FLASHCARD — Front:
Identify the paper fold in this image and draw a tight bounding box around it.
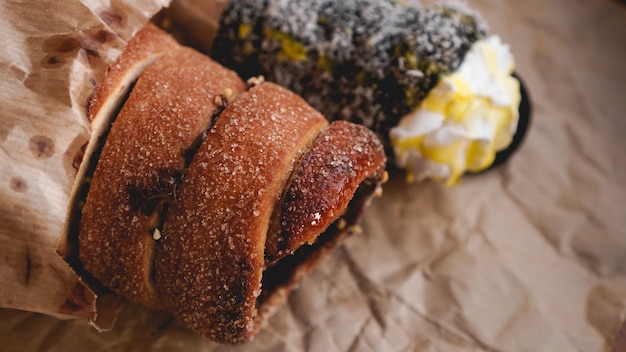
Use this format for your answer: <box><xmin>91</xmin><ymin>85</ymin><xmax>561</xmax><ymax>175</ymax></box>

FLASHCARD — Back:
<box><xmin>0</xmin><ymin>0</ymin><xmax>169</xmax><ymax>328</ymax></box>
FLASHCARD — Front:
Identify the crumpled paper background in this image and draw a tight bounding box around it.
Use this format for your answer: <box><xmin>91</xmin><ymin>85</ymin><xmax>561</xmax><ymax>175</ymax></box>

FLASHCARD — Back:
<box><xmin>1</xmin><ymin>0</ymin><xmax>625</xmax><ymax>351</ymax></box>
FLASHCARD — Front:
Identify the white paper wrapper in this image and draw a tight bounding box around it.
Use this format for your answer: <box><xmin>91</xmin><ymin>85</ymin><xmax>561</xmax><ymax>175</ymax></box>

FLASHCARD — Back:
<box><xmin>1</xmin><ymin>0</ymin><xmax>625</xmax><ymax>350</ymax></box>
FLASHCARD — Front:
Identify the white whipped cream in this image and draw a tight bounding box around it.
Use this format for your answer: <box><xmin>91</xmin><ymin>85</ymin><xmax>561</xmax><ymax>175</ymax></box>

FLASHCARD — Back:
<box><xmin>390</xmin><ymin>35</ymin><xmax>521</xmax><ymax>185</ymax></box>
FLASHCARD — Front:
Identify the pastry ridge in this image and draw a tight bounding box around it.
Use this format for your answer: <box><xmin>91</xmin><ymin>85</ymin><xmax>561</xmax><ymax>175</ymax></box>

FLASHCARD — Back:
<box><xmin>78</xmin><ymin>24</ymin><xmax>387</xmax><ymax>344</ymax></box>
<box><xmin>79</xmin><ymin>46</ymin><xmax>246</xmax><ymax>308</ymax></box>
<box><xmin>155</xmin><ymin>82</ymin><xmax>328</xmax><ymax>342</ymax></box>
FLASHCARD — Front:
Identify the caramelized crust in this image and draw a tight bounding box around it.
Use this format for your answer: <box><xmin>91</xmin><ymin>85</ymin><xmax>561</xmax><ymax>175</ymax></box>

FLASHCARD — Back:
<box><xmin>154</xmin><ymin>82</ymin><xmax>327</xmax><ymax>343</ymax></box>
<box><xmin>89</xmin><ymin>23</ymin><xmax>180</xmax><ymax>122</ymax></box>
<box><xmin>79</xmin><ymin>48</ymin><xmax>246</xmax><ymax>308</ymax></box>
<box><xmin>265</xmin><ymin>121</ymin><xmax>386</xmax><ymax>263</ymax></box>
<box><xmin>78</xmin><ymin>24</ymin><xmax>388</xmax><ymax>344</ymax></box>
<box><xmin>257</xmin><ymin>122</ymin><xmax>386</xmax><ymax>332</ymax></box>
<box><xmin>64</xmin><ymin>24</ymin><xmax>180</xmax><ymax>258</ymax></box>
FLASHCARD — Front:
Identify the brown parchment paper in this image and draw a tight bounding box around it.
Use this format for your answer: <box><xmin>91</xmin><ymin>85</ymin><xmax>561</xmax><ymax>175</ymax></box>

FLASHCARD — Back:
<box><xmin>0</xmin><ymin>0</ymin><xmax>168</xmax><ymax>328</ymax></box>
<box><xmin>1</xmin><ymin>0</ymin><xmax>626</xmax><ymax>351</ymax></box>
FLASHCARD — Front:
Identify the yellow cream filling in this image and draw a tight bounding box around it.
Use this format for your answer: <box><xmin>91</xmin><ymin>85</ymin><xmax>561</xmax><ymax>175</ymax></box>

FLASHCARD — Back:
<box><xmin>391</xmin><ymin>37</ymin><xmax>521</xmax><ymax>185</ymax></box>
<box><xmin>263</xmin><ymin>28</ymin><xmax>308</xmax><ymax>61</ymax></box>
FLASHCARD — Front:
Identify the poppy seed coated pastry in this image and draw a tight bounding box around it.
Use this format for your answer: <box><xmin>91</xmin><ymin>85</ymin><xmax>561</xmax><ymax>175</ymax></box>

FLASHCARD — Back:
<box><xmin>212</xmin><ymin>0</ymin><xmax>528</xmax><ymax>184</ymax></box>
<box><xmin>212</xmin><ymin>0</ymin><xmax>487</xmax><ymax>152</ymax></box>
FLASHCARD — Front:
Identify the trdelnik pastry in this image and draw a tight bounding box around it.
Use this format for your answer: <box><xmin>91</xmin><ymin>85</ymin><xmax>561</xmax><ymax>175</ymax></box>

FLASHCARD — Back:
<box><xmin>212</xmin><ymin>0</ymin><xmax>530</xmax><ymax>185</ymax></box>
<box><xmin>74</xmin><ymin>24</ymin><xmax>387</xmax><ymax>344</ymax></box>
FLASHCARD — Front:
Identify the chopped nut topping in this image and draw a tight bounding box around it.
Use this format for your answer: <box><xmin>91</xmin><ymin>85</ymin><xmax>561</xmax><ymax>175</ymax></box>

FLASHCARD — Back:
<box><xmin>381</xmin><ymin>171</ymin><xmax>389</xmax><ymax>184</ymax></box>
<box><xmin>153</xmin><ymin>228</ymin><xmax>162</xmax><ymax>240</ymax></box>
<box><xmin>224</xmin><ymin>88</ymin><xmax>234</xmax><ymax>100</ymax></box>
<box><xmin>348</xmin><ymin>225</ymin><xmax>363</xmax><ymax>235</ymax></box>
<box><xmin>337</xmin><ymin>218</ymin><xmax>347</xmax><ymax>230</ymax></box>
<box><xmin>246</xmin><ymin>76</ymin><xmax>265</xmax><ymax>87</ymax></box>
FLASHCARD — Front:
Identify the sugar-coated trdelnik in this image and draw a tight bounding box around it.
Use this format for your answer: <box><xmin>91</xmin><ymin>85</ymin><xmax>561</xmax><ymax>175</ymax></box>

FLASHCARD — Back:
<box><xmin>212</xmin><ymin>0</ymin><xmax>522</xmax><ymax>185</ymax></box>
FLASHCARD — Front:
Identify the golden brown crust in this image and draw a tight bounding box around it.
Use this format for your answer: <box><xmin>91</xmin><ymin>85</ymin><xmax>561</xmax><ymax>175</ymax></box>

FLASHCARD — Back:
<box><xmin>256</xmin><ymin>122</ymin><xmax>386</xmax><ymax>331</ymax></box>
<box><xmin>265</xmin><ymin>121</ymin><xmax>387</xmax><ymax>263</ymax></box>
<box><xmin>64</xmin><ymin>24</ymin><xmax>180</xmax><ymax>261</ymax></box>
<box><xmin>88</xmin><ymin>23</ymin><xmax>180</xmax><ymax>122</ymax></box>
<box><xmin>78</xmin><ymin>24</ymin><xmax>388</xmax><ymax>344</ymax></box>
<box><xmin>154</xmin><ymin>82</ymin><xmax>327</xmax><ymax>343</ymax></box>
<box><xmin>79</xmin><ymin>47</ymin><xmax>246</xmax><ymax>308</ymax></box>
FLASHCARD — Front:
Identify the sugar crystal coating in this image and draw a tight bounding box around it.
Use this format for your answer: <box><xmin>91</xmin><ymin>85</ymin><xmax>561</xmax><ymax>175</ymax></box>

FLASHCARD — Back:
<box><xmin>265</xmin><ymin>120</ymin><xmax>386</xmax><ymax>263</ymax></box>
<box><xmin>154</xmin><ymin>82</ymin><xmax>327</xmax><ymax>343</ymax></box>
<box><xmin>81</xmin><ymin>25</ymin><xmax>388</xmax><ymax>344</ymax></box>
<box><xmin>79</xmin><ymin>47</ymin><xmax>246</xmax><ymax>308</ymax></box>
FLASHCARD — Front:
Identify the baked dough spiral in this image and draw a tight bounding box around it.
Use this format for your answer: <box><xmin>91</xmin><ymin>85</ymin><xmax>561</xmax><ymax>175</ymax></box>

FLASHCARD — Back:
<box><xmin>78</xmin><ymin>24</ymin><xmax>386</xmax><ymax>343</ymax></box>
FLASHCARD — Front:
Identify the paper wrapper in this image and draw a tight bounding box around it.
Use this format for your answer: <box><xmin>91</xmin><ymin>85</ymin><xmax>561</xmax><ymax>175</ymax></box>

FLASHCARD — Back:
<box><xmin>0</xmin><ymin>0</ymin><xmax>169</xmax><ymax>329</ymax></box>
<box><xmin>1</xmin><ymin>0</ymin><xmax>625</xmax><ymax>350</ymax></box>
